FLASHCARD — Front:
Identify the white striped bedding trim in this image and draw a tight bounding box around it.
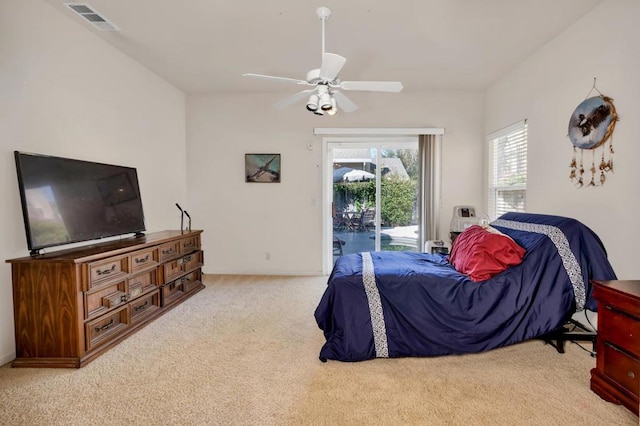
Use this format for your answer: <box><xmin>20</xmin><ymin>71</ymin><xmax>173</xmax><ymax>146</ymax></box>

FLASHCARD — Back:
<box><xmin>361</xmin><ymin>252</ymin><xmax>389</xmax><ymax>358</ymax></box>
<box><xmin>491</xmin><ymin>219</ymin><xmax>586</xmax><ymax>311</ymax></box>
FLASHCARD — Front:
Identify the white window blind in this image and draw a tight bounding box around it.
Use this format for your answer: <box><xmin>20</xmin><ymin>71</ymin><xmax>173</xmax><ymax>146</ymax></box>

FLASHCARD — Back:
<box><xmin>488</xmin><ymin>120</ymin><xmax>527</xmax><ymax>219</ymax></box>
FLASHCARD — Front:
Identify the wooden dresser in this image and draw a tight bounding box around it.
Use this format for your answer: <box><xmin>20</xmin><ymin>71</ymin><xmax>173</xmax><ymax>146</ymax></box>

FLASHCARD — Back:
<box><xmin>7</xmin><ymin>230</ymin><xmax>204</xmax><ymax>368</ymax></box>
<box><xmin>590</xmin><ymin>280</ymin><xmax>639</xmax><ymax>417</ymax></box>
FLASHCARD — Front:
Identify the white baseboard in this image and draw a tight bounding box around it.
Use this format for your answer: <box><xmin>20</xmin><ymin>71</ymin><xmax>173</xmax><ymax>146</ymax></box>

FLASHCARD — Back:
<box><xmin>0</xmin><ymin>351</ymin><xmax>15</xmax><ymax>367</ymax></box>
<box><xmin>202</xmin><ymin>270</ymin><xmax>326</xmax><ymax>277</ymax></box>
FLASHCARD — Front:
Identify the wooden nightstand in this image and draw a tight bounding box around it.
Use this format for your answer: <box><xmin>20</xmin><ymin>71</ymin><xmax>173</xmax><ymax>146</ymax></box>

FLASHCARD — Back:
<box><xmin>590</xmin><ymin>280</ymin><xmax>639</xmax><ymax>417</ymax></box>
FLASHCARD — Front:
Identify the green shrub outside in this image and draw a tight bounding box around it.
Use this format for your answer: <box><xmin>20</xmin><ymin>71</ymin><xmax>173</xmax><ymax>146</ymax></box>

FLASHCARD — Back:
<box><xmin>333</xmin><ymin>174</ymin><xmax>416</xmax><ymax>227</ymax></box>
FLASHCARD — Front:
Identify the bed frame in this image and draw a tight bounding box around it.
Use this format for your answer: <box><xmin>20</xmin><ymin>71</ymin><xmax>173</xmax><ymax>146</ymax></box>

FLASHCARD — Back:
<box><xmin>539</xmin><ymin>318</ymin><xmax>597</xmax><ymax>355</ymax></box>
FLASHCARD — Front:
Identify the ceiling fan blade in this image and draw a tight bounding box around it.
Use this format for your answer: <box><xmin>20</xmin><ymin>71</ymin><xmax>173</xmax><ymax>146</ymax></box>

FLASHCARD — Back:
<box><xmin>332</xmin><ymin>91</ymin><xmax>358</xmax><ymax>113</ymax></box>
<box><xmin>274</xmin><ymin>90</ymin><xmax>315</xmax><ymax>108</ymax></box>
<box><xmin>319</xmin><ymin>53</ymin><xmax>347</xmax><ymax>81</ymax></box>
<box><xmin>243</xmin><ymin>73</ymin><xmax>309</xmax><ymax>85</ymax></box>
<box><xmin>338</xmin><ymin>81</ymin><xmax>404</xmax><ymax>92</ymax></box>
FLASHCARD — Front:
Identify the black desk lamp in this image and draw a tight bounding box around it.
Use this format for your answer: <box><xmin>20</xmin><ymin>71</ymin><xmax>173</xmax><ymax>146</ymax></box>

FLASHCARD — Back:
<box><xmin>184</xmin><ymin>210</ymin><xmax>191</xmax><ymax>232</ymax></box>
<box><xmin>176</xmin><ymin>203</ymin><xmax>184</xmax><ymax>233</ymax></box>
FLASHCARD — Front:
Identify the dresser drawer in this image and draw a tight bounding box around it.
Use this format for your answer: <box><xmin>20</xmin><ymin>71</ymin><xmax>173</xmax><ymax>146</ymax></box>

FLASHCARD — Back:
<box><xmin>603</xmin><ymin>343</ymin><xmax>640</xmax><ymax>397</ymax></box>
<box><xmin>161</xmin><ymin>280</ymin><xmax>185</xmax><ymax>307</ymax></box>
<box><xmin>181</xmin><ymin>251</ymin><xmax>204</xmax><ymax>274</ymax></box>
<box><xmin>161</xmin><ymin>251</ymin><xmax>201</xmax><ymax>283</ymax></box>
<box><xmin>84</xmin><ymin>280</ymin><xmax>128</xmax><ymax>320</ymax></box>
<box><xmin>85</xmin><ymin>306</ymin><xmax>129</xmax><ymax>351</ymax></box>
<box><xmin>127</xmin><ymin>270</ymin><xmax>158</xmax><ymax>299</ymax></box>
<box><xmin>181</xmin><ymin>269</ymin><xmax>202</xmax><ymax>293</ymax></box>
<box><xmin>599</xmin><ymin>306</ymin><xmax>640</xmax><ymax>357</ymax></box>
<box><xmin>163</xmin><ymin>257</ymin><xmax>184</xmax><ymax>283</ymax></box>
<box><xmin>84</xmin><ymin>255</ymin><xmax>129</xmax><ymax>290</ymax></box>
<box><xmin>130</xmin><ymin>247</ymin><xmax>159</xmax><ymax>273</ymax></box>
<box><xmin>158</xmin><ymin>241</ymin><xmax>181</xmax><ymax>262</ymax></box>
<box><xmin>130</xmin><ymin>290</ymin><xmax>160</xmax><ymax>322</ymax></box>
<box><xmin>180</xmin><ymin>235</ymin><xmax>200</xmax><ymax>254</ymax></box>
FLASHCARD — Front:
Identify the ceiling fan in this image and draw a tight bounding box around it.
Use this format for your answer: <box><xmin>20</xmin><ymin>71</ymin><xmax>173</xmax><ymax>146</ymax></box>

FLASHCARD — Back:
<box><xmin>243</xmin><ymin>6</ymin><xmax>403</xmax><ymax>116</ymax></box>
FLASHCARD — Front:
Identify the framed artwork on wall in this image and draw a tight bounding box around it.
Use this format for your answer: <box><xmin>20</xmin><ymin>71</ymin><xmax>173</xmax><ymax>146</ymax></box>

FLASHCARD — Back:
<box><xmin>245</xmin><ymin>154</ymin><xmax>281</xmax><ymax>183</ymax></box>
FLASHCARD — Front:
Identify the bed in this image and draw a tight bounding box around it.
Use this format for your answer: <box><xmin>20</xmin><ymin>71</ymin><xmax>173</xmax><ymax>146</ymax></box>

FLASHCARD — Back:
<box><xmin>314</xmin><ymin>213</ymin><xmax>616</xmax><ymax>362</ymax></box>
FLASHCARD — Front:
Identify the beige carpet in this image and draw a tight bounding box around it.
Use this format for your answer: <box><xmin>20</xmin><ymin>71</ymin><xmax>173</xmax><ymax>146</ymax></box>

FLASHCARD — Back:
<box><xmin>0</xmin><ymin>274</ymin><xmax>636</xmax><ymax>425</ymax></box>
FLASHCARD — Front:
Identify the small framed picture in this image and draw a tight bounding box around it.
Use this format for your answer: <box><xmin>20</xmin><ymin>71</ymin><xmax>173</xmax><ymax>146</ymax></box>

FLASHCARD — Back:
<box><xmin>245</xmin><ymin>154</ymin><xmax>281</xmax><ymax>183</ymax></box>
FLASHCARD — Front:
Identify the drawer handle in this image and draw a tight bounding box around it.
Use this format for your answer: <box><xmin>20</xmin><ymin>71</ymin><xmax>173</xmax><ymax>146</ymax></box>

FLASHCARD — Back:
<box><xmin>95</xmin><ymin>319</ymin><xmax>114</xmax><ymax>332</ymax></box>
<box><xmin>183</xmin><ymin>255</ymin><xmax>192</xmax><ymax>263</ymax></box>
<box><xmin>135</xmin><ymin>255</ymin><xmax>149</xmax><ymax>264</ymax></box>
<box><xmin>184</xmin><ymin>242</ymin><xmax>193</xmax><ymax>248</ymax></box>
<box><xmin>134</xmin><ymin>301</ymin><xmax>148</xmax><ymax>312</ymax></box>
<box><xmin>96</xmin><ymin>265</ymin><xmax>116</xmax><ymax>276</ymax></box>
<box><xmin>629</xmin><ymin>371</ymin><xmax>636</xmax><ymax>379</ymax></box>
<box><xmin>180</xmin><ymin>276</ymin><xmax>191</xmax><ymax>285</ymax></box>
<box><xmin>162</xmin><ymin>248</ymin><xmax>174</xmax><ymax>255</ymax></box>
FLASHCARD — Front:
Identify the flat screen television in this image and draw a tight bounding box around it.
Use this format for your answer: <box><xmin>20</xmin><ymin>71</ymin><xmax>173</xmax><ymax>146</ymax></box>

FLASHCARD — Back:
<box><xmin>14</xmin><ymin>151</ymin><xmax>146</xmax><ymax>255</ymax></box>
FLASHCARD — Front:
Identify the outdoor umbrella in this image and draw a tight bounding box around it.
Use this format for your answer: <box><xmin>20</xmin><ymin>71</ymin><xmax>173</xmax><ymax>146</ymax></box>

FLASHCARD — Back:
<box><xmin>333</xmin><ymin>167</ymin><xmax>355</xmax><ymax>182</ymax></box>
<box><xmin>333</xmin><ymin>167</ymin><xmax>375</xmax><ymax>182</ymax></box>
<box><xmin>342</xmin><ymin>169</ymin><xmax>375</xmax><ymax>182</ymax></box>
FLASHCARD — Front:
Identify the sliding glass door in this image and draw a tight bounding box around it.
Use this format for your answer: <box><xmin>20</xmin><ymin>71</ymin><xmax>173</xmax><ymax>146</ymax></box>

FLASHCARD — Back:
<box><xmin>328</xmin><ymin>138</ymin><xmax>419</xmax><ymax>265</ymax></box>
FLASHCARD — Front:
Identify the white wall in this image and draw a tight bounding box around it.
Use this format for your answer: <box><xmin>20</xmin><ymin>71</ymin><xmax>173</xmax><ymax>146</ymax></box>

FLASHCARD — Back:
<box><xmin>0</xmin><ymin>0</ymin><xmax>187</xmax><ymax>364</ymax></box>
<box><xmin>485</xmin><ymin>0</ymin><xmax>640</xmax><ymax>279</ymax></box>
<box><xmin>8</xmin><ymin>0</ymin><xmax>626</xmax><ymax>367</ymax></box>
<box><xmin>187</xmin><ymin>90</ymin><xmax>485</xmax><ymax>275</ymax></box>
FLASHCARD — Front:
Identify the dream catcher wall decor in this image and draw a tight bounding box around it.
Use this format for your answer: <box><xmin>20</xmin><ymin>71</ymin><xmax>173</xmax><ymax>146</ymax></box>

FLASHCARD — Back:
<box><xmin>568</xmin><ymin>78</ymin><xmax>619</xmax><ymax>188</ymax></box>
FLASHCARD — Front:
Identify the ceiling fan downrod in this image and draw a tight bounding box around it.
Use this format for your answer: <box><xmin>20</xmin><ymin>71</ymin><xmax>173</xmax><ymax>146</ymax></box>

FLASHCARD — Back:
<box><xmin>317</xmin><ymin>7</ymin><xmax>331</xmax><ymax>60</ymax></box>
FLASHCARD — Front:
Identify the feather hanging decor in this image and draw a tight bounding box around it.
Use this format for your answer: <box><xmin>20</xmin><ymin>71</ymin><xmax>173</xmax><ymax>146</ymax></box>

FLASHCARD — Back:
<box><xmin>567</xmin><ymin>79</ymin><xmax>618</xmax><ymax>188</ymax></box>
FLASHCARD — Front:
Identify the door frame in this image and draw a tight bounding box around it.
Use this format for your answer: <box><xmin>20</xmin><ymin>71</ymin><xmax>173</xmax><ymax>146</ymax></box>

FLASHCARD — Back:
<box><xmin>322</xmin><ymin>136</ymin><xmax>419</xmax><ymax>274</ymax></box>
<box><xmin>317</xmin><ymin>128</ymin><xmax>444</xmax><ymax>275</ymax></box>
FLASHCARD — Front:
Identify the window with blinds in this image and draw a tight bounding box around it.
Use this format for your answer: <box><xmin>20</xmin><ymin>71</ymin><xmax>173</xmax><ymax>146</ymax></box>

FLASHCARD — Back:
<box><xmin>487</xmin><ymin>120</ymin><xmax>527</xmax><ymax>219</ymax></box>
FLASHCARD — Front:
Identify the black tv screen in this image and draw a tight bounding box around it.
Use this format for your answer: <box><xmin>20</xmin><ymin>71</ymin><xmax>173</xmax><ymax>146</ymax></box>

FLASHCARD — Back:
<box><xmin>14</xmin><ymin>151</ymin><xmax>146</xmax><ymax>254</ymax></box>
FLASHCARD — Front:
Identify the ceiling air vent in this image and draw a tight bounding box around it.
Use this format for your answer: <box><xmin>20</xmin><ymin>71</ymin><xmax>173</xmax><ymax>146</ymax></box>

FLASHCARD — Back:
<box><xmin>64</xmin><ymin>3</ymin><xmax>120</xmax><ymax>31</ymax></box>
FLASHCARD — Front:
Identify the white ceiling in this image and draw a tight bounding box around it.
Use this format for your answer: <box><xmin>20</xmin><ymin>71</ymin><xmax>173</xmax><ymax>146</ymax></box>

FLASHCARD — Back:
<box><xmin>42</xmin><ymin>0</ymin><xmax>602</xmax><ymax>94</ymax></box>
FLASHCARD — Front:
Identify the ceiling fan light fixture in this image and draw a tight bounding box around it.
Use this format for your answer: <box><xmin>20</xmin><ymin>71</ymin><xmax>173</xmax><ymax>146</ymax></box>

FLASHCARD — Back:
<box><xmin>327</xmin><ymin>97</ymin><xmax>337</xmax><ymax>115</ymax></box>
<box><xmin>319</xmin><ymin>92</ymin><xmax>332</xmax><ymax>111</ymax></box>
<box><xmin>306</xmin><ymin>94</ymin><xmax>319</xmax><ymax>111</ymax></box>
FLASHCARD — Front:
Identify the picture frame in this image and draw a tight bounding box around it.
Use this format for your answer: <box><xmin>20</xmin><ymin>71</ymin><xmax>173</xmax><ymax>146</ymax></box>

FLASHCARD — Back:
<box><xmin>245</xmin><ymin>154</ymin><xmax>281</xmax><ymax>183</ymax></box>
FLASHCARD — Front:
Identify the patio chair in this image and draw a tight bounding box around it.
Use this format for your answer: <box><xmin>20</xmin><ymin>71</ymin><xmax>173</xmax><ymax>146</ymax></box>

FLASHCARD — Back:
<box><xmin>357</xmin><ymin>208</ymin><xmax>376</xmax><ymax>231</ymax></box>
<box><xmin>333</xmin><ymin>211</ymin><xmax>350</xmax><ymax>231</ymax></box>
<box><xmin>333</xmin><ymin>236</ymin><xmax>345</xmax><ymax>256</ymax></box>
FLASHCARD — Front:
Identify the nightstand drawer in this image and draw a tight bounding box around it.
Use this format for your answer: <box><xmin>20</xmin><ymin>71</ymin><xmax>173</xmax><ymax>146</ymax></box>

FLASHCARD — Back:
<box><xmin>599</xmin><ymin>306</ymin><xmax>640</xmax><ymax>357</ymax></box>
<box><xmin>603</xmin><ymin>343</ymin><xmax>640</xmax><ymax>397</ymax></box>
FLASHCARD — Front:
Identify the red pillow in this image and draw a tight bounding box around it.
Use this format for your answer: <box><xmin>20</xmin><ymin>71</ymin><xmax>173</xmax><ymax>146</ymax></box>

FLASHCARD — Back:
<box><xmin>449</xmin><ymin>225</ymin><xmax>526</xmax><ymax>282</ymax></box>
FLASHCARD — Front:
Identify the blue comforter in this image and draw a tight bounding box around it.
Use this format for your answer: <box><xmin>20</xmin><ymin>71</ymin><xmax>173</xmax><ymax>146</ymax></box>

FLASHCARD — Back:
<box><xmin>314</xmin><ymin>213</ymin><xmax>616</xmax><ymax>362</ymax></box>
